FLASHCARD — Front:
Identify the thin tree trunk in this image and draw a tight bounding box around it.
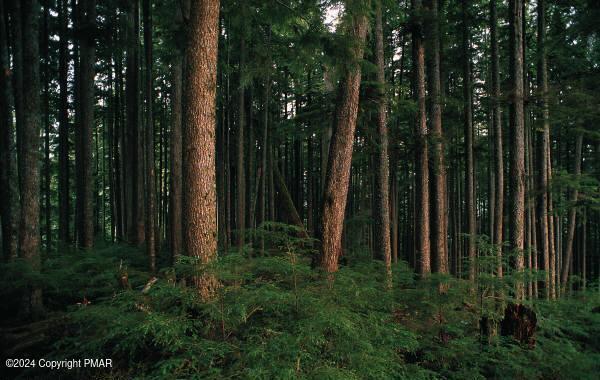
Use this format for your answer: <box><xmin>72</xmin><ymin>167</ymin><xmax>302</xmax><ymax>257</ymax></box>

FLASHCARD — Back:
<box><xmin>42</xmin><ymin>0</ymin><xmax>51</xmax><ymax>253</ymax></box>
<box><xmin>561</xmin><ymin>134</ymin><xmax>583</xmax><ymax>289</ymax></box>
<box><xmin>58</xmin><ymin>0</ymin><xmax>70</xmax><ymax>244</ymax></box>
<box><xmin>0</xmin><ymin>0</ymin><xmax>19</xmax><ymax>261</ymax></box>
<box><xmin>373</xmin><ymin>0</ymin><xmax>392</xmax><ymax>282</ymax></box>
<box><xmin>236</xmin><ymin>30</ymin><xmax>246</xmax><ymax>250</ymax></box>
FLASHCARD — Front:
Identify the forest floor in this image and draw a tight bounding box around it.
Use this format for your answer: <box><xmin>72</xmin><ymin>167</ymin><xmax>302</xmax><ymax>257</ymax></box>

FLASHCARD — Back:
<box><xmin>1</xmin><ymin>239</ymin><xmax>599</xmax><ymax>379</ymax></box>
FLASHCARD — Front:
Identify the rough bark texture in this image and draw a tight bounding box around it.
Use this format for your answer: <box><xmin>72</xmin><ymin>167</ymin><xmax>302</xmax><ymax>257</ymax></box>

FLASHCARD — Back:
<box><xmin>509</xmin><ymin>0</ymin><xmax>526</xmax><ymax>300</ymax></box>
<box><xmin>561</xmin><ymin>134</ymin><xmax>583</xmax><ymax>289</ymax></box>
<box><xmin>169</xmin><ymin>15</ymin><xmax>183</xmax><ymax>261</ymax></box>
<box><xmin>0</xmin><ymin>0</ymin><xmax>19</xmax><ymax>261</ymax></box>
<box><xmin>462</xmin><ymin>0</ymin><xmax>476</xmax><ymax>282</ymax></box>
<box><xmin>426</xmin><ymin>0</ymin><xmax>448</xmax><ymax>274</ymax></box>
<box><xmin>373</xmin><ymin>0</ymin><xmax>392</xmax><ymax>280</ymax></box>
<box><xmin>490</xmin><ymin>0</ymin><xmax>503</xmax><ymax>278</ymax></box>
<box><xmin>182</xmin><ymin>0</ymin><xmax>220</xmax><ymax>298</ymax></box>
<box><xmin>58</xmin><ymin>0</ymin><xmax>70</xmax><ymax>244</ymax></box>
<box><xmin>319</xmin><ymin>5</ymin><xmax>369</xmax><ymax>273</ymax></box>
<box><xmin>75</xmin><ymin>0</ymin><xmax>96</xmax><ymax>249</ymax></box>
<box><xmin>237</xmin><ymin>34</ymin><xmax>246</xmax><ymax>250</ymax></box>
<box><xmin>412</xmin><ymin>0</ymin><xmax>431</xmax><ymax>276</ymax></box>
<box><xmin>19</xmin><ymin>0</ymin><xmax>43</xmax><ymax>316</ymax></box>
<box><xmin>143</xmin><ymin>0</ymin><xmax>156</xmax><ymax>271</ymax></box>
<box><xmin>536</xmin><ymin>0</ymin><xmax>550</xmax><ymax>298</ymax></box>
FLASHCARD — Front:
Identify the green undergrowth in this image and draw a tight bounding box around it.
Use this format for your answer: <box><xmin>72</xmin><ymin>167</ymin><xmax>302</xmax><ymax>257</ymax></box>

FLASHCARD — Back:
<box><xmin>1</xmin><ymin>235</ymin><xmax>599</xmax><ymax>379</ymax></box>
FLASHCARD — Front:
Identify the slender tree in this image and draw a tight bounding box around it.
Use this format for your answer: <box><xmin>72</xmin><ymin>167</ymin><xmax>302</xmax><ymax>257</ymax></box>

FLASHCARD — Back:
<box><xmin>58</xmin><ymin>0</ymin><xmax>70</xmax><ymax>243</ymax></box>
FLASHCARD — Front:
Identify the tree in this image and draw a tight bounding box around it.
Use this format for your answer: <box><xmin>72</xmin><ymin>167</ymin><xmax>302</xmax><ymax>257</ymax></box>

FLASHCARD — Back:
<box><xmin>58</xmin><ymin>0</ymin><xmax>71</xmax><ymax>244</ymax></box>
<box><xmin>19</xmin><ymin>0</ymin><xmax>43</xmax><ymax>316</ymax></box>
<box><xmin>143</xmin><ymin>0</ymin><xmax>156</xmax><ymax>271</ymax></box>
<box><xmin>426</xmin><ymin>0</ymin><xmax>447</xmax><ymax>274</ymax></box>
<box><xmin>373</xmin><ymin>0</ymin><xmax>392</xmax><ymax>281</ymax></box>
<box><xmin>0</xmin><ymin>0</ymin><xmax>19</xmax><ymax>261</ymax></box>
<box><xmin>182</xmin><ymin>0</ymin><xmax>220</xmax><ymax>298</ymax></box>
<box><xmin>75</xmin><ymin>0</ymin><xmax>96</xmax><ymax>249</ymax></box>
<box><xmin>461</xmin><ymin>0</ymin><xmax>476</xmax><ymax>281</ymax></box>
<box><xmin>236</xmin><ymin>16</ymin><xmax>247</xmax><ymax>251</ymax></box>
<box><xmin>508</xmin><ymin>0</ymin><xmax>526</xmax><ymax>300</ymax></box>
<box><xmin>318</xmin><ymin>0</ymin><xmax>370</xmax><ymax>273</ymax></box>
<box><xmin>412</xmin><ymin>0</ymin><xmax>430</xmax><ymax>276</ymax></box>
<box><xmin>490</xmin><ymin>0</ymin><xmax>503</xmax><ymax>278</ymax></box>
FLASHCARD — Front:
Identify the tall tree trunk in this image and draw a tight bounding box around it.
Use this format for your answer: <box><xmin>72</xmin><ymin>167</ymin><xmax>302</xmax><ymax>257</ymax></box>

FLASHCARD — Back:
<box><xmin>19</xmin><ymin>0</ymin><xmax>43</xmax><ymax>317</ymax></box>
<box><xmin>509</xmin><ymin>0</ymin><xmax>526</xmax><ymax>300</ymax></box>
<box><xmin>462</xmin><ymin>0</ymin><xmax>476</xmax><ymax>282</ymax></box>
<box><xmin>75</xmin><ymin>0</ymin><xmax>96</xmax><ymax>249</ymax></box>
<box><xmin>169</xmin><ymin>4</ymin><xmax>184</xmax><ymax>261</ymax></box>
<box><xmin>561</xmin><ymin>134</ymin><xmax>583</xmax><ymax>289</ymax></box>
<box><xmin>42</xmin><ymin>0</ymin><xmax>51</xmax><ymax>253</ymax></box>
<box><xmin>9</xmin><ymin>1</ymin><xmax>24</xmax><ymax>178</ymax></box>
<box><xmin>236</xmin><ymin>29</ymin><xmax>246</xmax><ymax>250</ymax></box>
<box><xmin>426</xmin><ymin>0</ymin><xmax>448</xmax><ymax>274</ymax></box>
<box><xmin>373</xmin><ymin>0</ymin><xmax>392</xmax><ymax>281</ymax></box>
<box><xmin>58</xmin><ymin>0</ymin><xmax>70</xmax><ymax>244</ymax></box>
<box><xmin>490</xmin><ymin>0</ymin><xmax>503</xmax><ymax>277</ymax></box>
<box><xmin>318</xmin><ymin>2</ymin><xmax>369</xmax><ymax>273</ymax></box>
<box><xmin>182</xmin><ymin>0</ymin><xmax>220</xmax><ymax>299</ymax></box>
<box><xmin>0</xmin><ymin>0</ymin><xmax>19</xmax><ymax>261</ymax></box>
<box><xmin>412</xmin><ymin>0</ymin><xmax>430</xmax><ymax>276</ymax></box>
<box><xmin>536</xmin><ymin>0</ymin><xmax>551</xmax><ymax>299</ymax></box>
<box><xmin>143</xmin><ymin>0</ymin><xmax>156</xmax><ymax>271</ymax></box>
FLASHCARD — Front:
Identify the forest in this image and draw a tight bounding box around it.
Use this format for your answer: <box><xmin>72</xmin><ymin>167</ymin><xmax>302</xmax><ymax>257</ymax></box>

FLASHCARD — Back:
<box><xmin>0</xmin><ymin>0</ymin><xmax>599</xmax><ymax>378</ymax></box>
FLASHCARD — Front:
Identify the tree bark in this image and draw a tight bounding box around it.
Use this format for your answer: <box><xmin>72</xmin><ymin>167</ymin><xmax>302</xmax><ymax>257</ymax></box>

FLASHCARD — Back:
<box><xmin>19</xmin><ymin>0</ymin><xmax>43</xmax><ymax>317</ymax></box>
<box><xmin>182</xmin><ymin>0</ymin><xmax>220</xmax><ymax>299</ymax></box>
<box><xmin>143</xmin><ymin>0</ymin><xmax>156</xmax><ymax>271</ymax></box>
<box><xmin>58</xmin><ymin>0</ymin><xmax>71</xmax><ymax>244</ymax></box>
<box><xmin>236</xmin><ymin>29</ymin><xmax>246</xmax><ymax>250</ymax></box>
<box><xmin>490</xmin><ymin>0</ymin><xmax>503</xmax><ymax>278</ymax></box>
<box><xmin>509</xmin><ymin>0</ymin><xmax>526</xmax><ymax>300</ymax></box>
<box><xmin>412</xmin><ymin>0</ymin><xmax>431</xmax><ymax>276</ymax></box>
<box><xmin>0</xmin><ymin>0</ymin><xmax>19</xmax><ymax>261</ymax></box>
<box><xmin>75</xmin><ymin>0</ymin><xmax>96</xmax><ymax>249</ymax></box>
<box><xmin>318</xmin><ymin>2</ymin><xmax>369</xmax><ymax>273</ymax></box>
<box><xmin>426</xmin><ymin>0</ymin><xmax>448</xmax><ymax>274</ymax></box>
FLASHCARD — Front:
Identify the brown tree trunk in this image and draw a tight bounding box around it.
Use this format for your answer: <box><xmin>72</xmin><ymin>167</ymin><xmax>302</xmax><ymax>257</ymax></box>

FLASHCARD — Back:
<box><xmin>426</xmin><ymin>0</ymin><xmax>448</xmax><ymax>274</ymax></box>
<box><xmin>42</xmin><ymin>0</ymin><xmax>51</xmax><ymax>253</ymax></box>
<box><xmin>509</xmin><ymin>0</ymin><xmax>526</xmax><ymax>300</ymax></box>
<box><xmin>561</xmin><ymin>134</ymin><xmax>583</xmax><ymax>289</ymax></box>
<box><xmin>318</xmin><ymin>3</ymin><xmax>369</xmax><ymax>273</ymax></box>
<box><xmin>0</xmin><ymin>0</ymin><xmax>19</xmax><ymax>261</ymax></box>
<box><xmin>143</xmin><ymin>0</ymin><xmax>156</xmax><ymax>271</ymax></box>
<box><xmin>75</xmin><ymin>0</ymin><xmax>96</xmax><ymax>249</ymax></box>
<box><xmin>536</xmin><ymin>0</ymin><xmax>551</xmax><ymax>299</ymax></box>
<box><xmin>462</xmin><ymin>0</ymin><xmax>476</xmax><ymax>282</ymax></box>
<box><xmin>236</xmin><ymin>31</ymin><xmax>246</xmax><ymax>250</ymax></box>
<box><xmin>490</xmin><ymin>0</ymin><xmax>503</xmax><ymax>278</ymax></box>
<box><xmin>58</xmin><ymin>0</ymin><xmax>70</xmax><ymax>244</ymax></box>
<box><xmin>412</xmin><ymin>0</ymin><xmax>431</xmax><ymax>276</ymax></box>
<box><xmin>19</xmin><ymin>0</ymin><xmax>43</xmax><ymax>317</ymax></box>
<box><xmin>182</xmin><ymin>0</ymin><xmax>220</xmax><ymax>299</ymax></box>
<box><xmin>373</xmin><ymin>0</ymin><xmax>392</xmax><ymax>281</ymax></box>
<box><xmin>169</xmin><ymin>5</ymin><xmax>184</xmax><ymax>261</ymax></box>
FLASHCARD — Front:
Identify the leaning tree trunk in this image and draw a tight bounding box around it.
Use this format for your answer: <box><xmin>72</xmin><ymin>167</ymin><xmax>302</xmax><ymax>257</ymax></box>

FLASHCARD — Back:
<box><xmin>373</xmin><ymin>0</ymin><xmax>392</xmax><ymax>281</ymax></box>
<box><xmin>561</xmin><ymin>134</ymin><xmax>583</xmax><ymax>290</ymax></box>
<box><xmin>509</xmin><ymin>0</ymin><xmax>526</xmax><ymax>300</ymax></box>
<box><xmin>318</xmin><ymin>1</ymin><xmax>369</xmax><ymax>273</ymax></box>
<box><xmin>182</xmin><ymin>0</ymin><xmax>221</xmax><ymax>299</ymax></box>
<box><xmin>412</xmin><ymin>0</ymin><xmax>431</xmax><ymax>276</ymax></box>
